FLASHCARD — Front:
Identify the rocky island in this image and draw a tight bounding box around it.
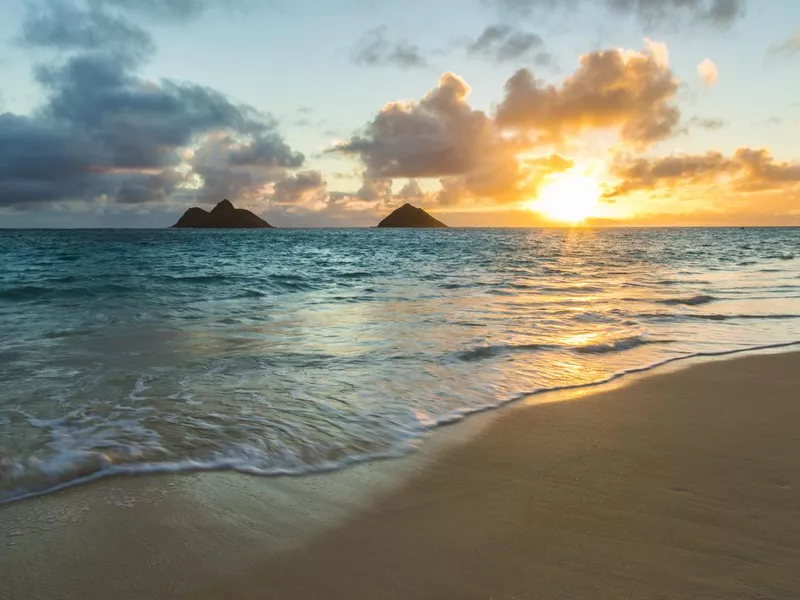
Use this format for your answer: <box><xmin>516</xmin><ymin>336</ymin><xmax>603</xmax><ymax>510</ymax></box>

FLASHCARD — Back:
<box><xmin>172</xmin><ymin>199</ymin><xmax>274</xmax><ymax>228</ymax></box>
<box><xmin>377</xmin><ymin>203</ymin><xmax>448</xmax><ymax>228</ymax></box>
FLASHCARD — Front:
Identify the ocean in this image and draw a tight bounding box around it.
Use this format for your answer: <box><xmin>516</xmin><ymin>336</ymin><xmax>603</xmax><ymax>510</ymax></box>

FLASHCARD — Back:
<box><xmin>1</xmin><ymin>227</ymin><xmax>798</xmax><ymax>503</ymax></box>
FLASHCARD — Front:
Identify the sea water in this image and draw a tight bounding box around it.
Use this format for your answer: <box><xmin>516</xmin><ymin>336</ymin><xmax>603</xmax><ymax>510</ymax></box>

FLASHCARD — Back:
<box><xmin>1</xmin><ymin>227</ymin><xmax>798</xmax><ymax>502</ymax></box>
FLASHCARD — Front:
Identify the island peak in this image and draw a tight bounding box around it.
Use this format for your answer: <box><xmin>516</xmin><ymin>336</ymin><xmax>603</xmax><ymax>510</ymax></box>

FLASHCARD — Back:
<box><xmin>172</xmin><ymin>199</ymin><xmax>274</xmax><ymax>229</ymax></box>
<box><xmin>377</xmin><ymin>203</ymin><xmax>448</xmax><ymax>228</ymax></box>
<box><xmin>210</xmin><ymin>199</ymin><xmax>235</xmax><ymax>214</ymax></box>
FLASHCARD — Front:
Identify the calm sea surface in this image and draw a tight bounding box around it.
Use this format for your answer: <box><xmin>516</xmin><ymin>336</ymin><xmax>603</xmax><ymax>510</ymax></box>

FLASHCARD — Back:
<box><xmin>1</xmin><ymin>228</ymin><xmax>798</xmax><ymax>502</ymax></box>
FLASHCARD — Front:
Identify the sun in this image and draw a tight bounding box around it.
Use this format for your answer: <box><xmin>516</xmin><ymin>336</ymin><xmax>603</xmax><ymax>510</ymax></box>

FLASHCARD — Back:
<box><xmin>527</xmin><ymin>172</ymin><xmax>601</xmax><ymax>224</ymax></box>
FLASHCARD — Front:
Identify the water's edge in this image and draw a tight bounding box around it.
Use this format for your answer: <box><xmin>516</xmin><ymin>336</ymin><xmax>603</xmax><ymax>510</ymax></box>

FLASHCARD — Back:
<box><xmin>3</xmin><ymin>340</ymin><xmax>798</xmax><ymax>507</ymax></box>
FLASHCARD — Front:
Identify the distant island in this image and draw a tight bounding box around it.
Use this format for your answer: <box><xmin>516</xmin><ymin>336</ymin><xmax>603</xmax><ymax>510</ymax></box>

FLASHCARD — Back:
<box><xmin>377</xmin><ymin>203</ymin><xmax>448</xmax><ymax>228</ymax></box>
<box><xmin>172</xmin><ymin>200</ymin><xmax>274</xmax><ymax>228</ymax></box>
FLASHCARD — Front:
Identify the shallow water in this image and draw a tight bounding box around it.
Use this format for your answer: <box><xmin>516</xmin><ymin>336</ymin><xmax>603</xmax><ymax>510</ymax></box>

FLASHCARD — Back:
<box><xmin>1</xmin><ymin>227</ymin><xmax>798</xmax><ymax>502</ymax></box>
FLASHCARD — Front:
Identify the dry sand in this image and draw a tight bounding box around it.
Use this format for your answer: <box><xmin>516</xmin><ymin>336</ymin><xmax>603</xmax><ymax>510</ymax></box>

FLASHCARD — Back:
<box><xmin>2</xmin><ymin>351</ymin><xmax>799</xmax><ymax>599</ymax></box>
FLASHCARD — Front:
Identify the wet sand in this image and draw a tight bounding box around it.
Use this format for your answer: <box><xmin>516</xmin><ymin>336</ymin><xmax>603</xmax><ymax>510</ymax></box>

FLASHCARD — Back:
<box><xmin>2</xmin><ymin>351</ymin><xmax>800</xmax><ymax>599</ymax></box>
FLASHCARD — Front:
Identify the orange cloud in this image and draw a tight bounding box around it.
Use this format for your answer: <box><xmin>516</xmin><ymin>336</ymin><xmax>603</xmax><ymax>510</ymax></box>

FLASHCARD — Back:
<box><xmin>607</xmin><ymin>147</ymin><xmax>800</xmax><ymax>197</ymax></box>
<box><xmin>332</xmin><ymin>42</ymin><xmax>684</xmax><ymax>211</ymax></box>
<box><xmin>496</xmin><ymin>43</ymin><xmax>680</xmax><ymax>148</ymax></box>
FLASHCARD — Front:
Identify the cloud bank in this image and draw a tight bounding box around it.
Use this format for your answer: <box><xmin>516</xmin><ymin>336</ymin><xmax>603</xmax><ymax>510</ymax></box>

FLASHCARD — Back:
<box><xmin>2</xmin><ymin>0</ymin><xmax>304</xmax><ymax>216</ymax></box>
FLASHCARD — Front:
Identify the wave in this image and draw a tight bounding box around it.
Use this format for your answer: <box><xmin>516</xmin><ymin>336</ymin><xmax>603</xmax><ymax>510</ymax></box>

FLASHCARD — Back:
<box><xmin>456</xmin><ymin>343</ymin><xmax>551</xmax><ymax>361</ymax></box>
<box><xmin>639</xmin><ymin>312</ymin><xmax>800</xmax><ymax>322</ymax></box>
<box><xmin>456</xmin><ymin>334</ymin><xmax>672</xmax><ymax>361</ymax></box>
<box><xmin>657</xmin><ymin>294</ymin><xmax>716</xmax><ymax>306</ymax></box>
<box><xmin>3</xmin><ymin>339</ymin><xmax>799</xmax><ymax>507</ymax></box>
<box><xmin>573</xmin><ymin>335</ymin><xmax>674</xmax><ymax>354</ymax></box>
<box><xmin>0</xmin><ymin>283</ymin><xmax>136</xmax><ymax>301</ymax></box>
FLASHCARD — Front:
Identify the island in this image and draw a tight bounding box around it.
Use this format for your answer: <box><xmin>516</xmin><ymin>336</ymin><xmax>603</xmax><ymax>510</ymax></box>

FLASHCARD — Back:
<box><xmin>377</xmin><ymin>203</ymin><xmax>448</xmax><ymax>228</ymax></box>
<box><xmin>171</xmin><ymin>199</ymin><xmax>274</xmax><ymax>228</ymax></box>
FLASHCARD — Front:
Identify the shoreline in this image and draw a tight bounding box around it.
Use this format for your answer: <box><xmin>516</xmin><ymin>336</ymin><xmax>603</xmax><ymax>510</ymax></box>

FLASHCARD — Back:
<box><xmin>3</xmin><ymin>349</ymin><xmax>800</xmax><ymax>599</ymax></box>
<box><xmin>3</xmin><ymin>340</ymin><xmax>799</xmax><ymax>508</ymax></box>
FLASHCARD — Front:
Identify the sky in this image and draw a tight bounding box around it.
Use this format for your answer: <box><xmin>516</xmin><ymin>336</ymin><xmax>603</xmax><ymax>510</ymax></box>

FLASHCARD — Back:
<box><xmin>0</xmin><ymin>0</ymin><xmax>799</xmax><ymax>228</ymax></box>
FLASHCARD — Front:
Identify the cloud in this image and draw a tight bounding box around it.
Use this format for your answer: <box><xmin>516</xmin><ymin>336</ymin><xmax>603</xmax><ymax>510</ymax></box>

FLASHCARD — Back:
<box><xmin>0</xmin><ymin>113</ymin><xmax>107</xmax><ymax>206</ymax></box>
<box><xmin>97</xmin><ymin>0</ymin><xmax>232</xmax><ymax>22</ymax></box>
<box><xmin>487</xmin><ymin>0</ymin><xmax>745</xmax><ymax>27</ymax></box>
<box><xmin>734</xmin><ymin>147</ymin><xmax>800</xmax><ymax>190</ymax></box>
<box><xmin>1</xmin><ymin>1</ymin><xmax>303</xmax><ymax>211</ymax></box>
<box><xmin>188</xmin><ymin>131</ymin><xmax>305</xmax><ymax>207</ymax></box>
<box><xmin>34</xmin><ymin>53</ymin><xmax>270</xmax><ymax>170</ymax></box>
<box><xmin>335</xmin><ymin>73</ymin><xmax>499</xmax><ymax>179</ymax></box>
<box><xmin>467</xmin><ymin>25</ymin><xmax>551</xmax><ymax>64</ymax></box>
<box><xmin>116</xmin><ymin>169</ymin><xmax>187</xmax><ymax>204</ymax></box>
<box><xmin>688</xmin><ymin>116</ymin><xmax>725</xmax><ymax>129</ymax></box>
<box><xmin>351</xmin><ymin>27</ymin><xmax>427</xmax><ymax>69</ymax></box>
<box><xmin>496</xmin><ymin>42</ymin><xmax>680</xmax><ymax>148</ymax></box>
<box><xmin>697</xmin><ymin>58</ymin><xmax>718</xmax><ymax>85</ymax></box>
<box><xmin>643</xmin><ymin>38</ymin><xmax>669</xmax><ymax>68</ymax></box>
<box><xmin>335</xmin><ymin>41</ymin><xmax>682</xmax><ymax>208</ymax></box>
<box><xmin>271</xmin><ymin>170</ymin><xmax>327</xmax><ymax>205</ymax></box>
<box><xmin>355</xmin><ymin>177</ymin><xmax>394</xmax><ymax>202</ymax></box>
<box><xmin>397</xmin><ymin>179</ymin><xmax>425</xmax><ymax>199</ymax></box>
<box><xmin>227</xmin><ymin>132</ymin><xmax>304</xmax><ymax>167</ymax></box>
<box><xmin>771</xmin><ymin>29</ymin><xmax>800</xmax><ymax>56</ymax></box>
<box><xmin>606</xmin><ymin>147</ymin><xmax>800</xmax><ymax>197</ymax></box>
<box><xmin>332</xmin><ymin>73</ymin><xmax>536</xmax><ymax>206</ymax></box>
<box><xmin>21</xmin><ymin>1</ymin><xmax>155</xmax><ymax>60</ymax></box>
<box><xmin>332</xmin><ymin>71</ymin><xmax>587</xmax><ymax>208</ymax></box>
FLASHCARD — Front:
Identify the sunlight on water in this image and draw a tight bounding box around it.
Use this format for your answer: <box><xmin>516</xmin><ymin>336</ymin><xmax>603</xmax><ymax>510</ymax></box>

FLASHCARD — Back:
<box><xmin>0</xmin><ymin>227</ymin><xmax>798</xmax><ymax>502</ymax></box>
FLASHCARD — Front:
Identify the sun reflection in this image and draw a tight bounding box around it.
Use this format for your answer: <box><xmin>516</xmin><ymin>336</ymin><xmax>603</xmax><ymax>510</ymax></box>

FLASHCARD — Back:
<box><xmin>561</xmin><ymin>332</ymin><xmax>600</xmax><ymax>346</ymax></box>
<box><xmin>527</xmin><ymin>172</ymin><xmax>602</xmax><ymax>224</ymax></box>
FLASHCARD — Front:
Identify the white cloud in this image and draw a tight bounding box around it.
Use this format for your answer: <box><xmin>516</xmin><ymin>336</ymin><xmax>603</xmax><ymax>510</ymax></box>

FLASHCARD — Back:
<box><xmin>644</xmin><ymin>38</ymin><xmax>669</xmax><ymax>68</ymax></box>
<box><xmin>697</xmin><ymin>58</ymin><xmax>718</xmax><ymax>86</ymax></box>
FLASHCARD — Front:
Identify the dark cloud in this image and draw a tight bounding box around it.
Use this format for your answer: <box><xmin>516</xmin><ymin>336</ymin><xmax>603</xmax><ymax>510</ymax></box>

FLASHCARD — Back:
<box><xmin>487</xmin><ymin>0</ymin><xmax>745</xmax><ymax>27</ymax></box>
<box><xmin>35</xmin><ymin>53</ymin><xmax>268</xmax><ymax>170</ymax></box>
<box><xmin>607</xmin><ymin>147</ymin><xmax>800</xmax><ymax>197</ymax></box>
<box><xmin>116</xmin><ymin>169</ymin><xmax>187</xmax><ymax>204</ymax></box>
<box><xmin>496</xmin><ymin>44</ymin><xmax>680</xmax><ymax>148</ymax></box>
<box><xmin>467</xmin><ymin>25</ymin><xmax>551</xmax><ymax>64</ymax></box>
<box><xmin>1</xmin><ymin>1</ymin><xmax>303</xmax><ymax>211</ymax></box>
<box><xmin>351</xmin><ymin>26</ymin><xmax>427</xmax><ymax>69</ymax></box>
<box><xmin>22</xmin><ymin>1</ymin><xmax>155</xmax><ymax>60</ymax></box>
<box><xmin>0</xmin><ymin>113</ymin><xmax>106</xmax><ymax>206</ymax></box>
<box><xmin>0</xmin><ymin>112</ymin><xmax>193</xmax><ymax>208</ymax></box>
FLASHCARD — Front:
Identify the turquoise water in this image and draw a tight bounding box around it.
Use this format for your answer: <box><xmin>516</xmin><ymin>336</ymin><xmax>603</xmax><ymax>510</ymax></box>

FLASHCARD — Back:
<box><xmin>1</xmin><ymin>228</ymin><xmax>799</xmax><ymax>503</ymax></box>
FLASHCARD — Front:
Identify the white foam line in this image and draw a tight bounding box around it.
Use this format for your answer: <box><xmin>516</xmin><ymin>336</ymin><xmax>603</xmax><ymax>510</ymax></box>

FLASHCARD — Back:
<box><xmin>2</xmin><ymin>340</ymin><xmax>800</xmax><ymax>507</ymax></box>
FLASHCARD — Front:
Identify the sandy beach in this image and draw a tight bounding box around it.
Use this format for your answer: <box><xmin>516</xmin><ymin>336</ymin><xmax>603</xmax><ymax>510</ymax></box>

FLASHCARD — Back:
<box><xmin>2</xmin><ymin>351</ymin><xmax>800</xmax><ymax>599</ymax></box>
